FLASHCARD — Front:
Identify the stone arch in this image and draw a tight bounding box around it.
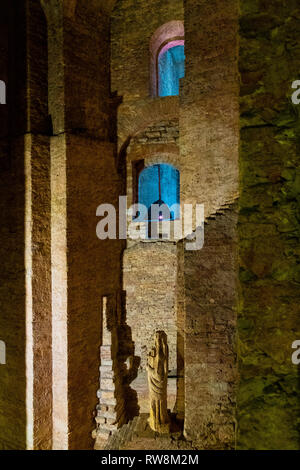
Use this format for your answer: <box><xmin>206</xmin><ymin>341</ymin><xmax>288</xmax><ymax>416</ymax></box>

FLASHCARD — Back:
<box><xmin>117</xmin><ymin>96</ymin><xmax>179</xmax><ymax>167</ymax></box>
<box><xmin>150</xmin><ymin>20</ymin><xmax>184</xmax><ymax>97</ymax></box>
<box><xmin>139</xmin><ymin>146</ymin><xmax>180</xmax><ymax>169</ymax></box>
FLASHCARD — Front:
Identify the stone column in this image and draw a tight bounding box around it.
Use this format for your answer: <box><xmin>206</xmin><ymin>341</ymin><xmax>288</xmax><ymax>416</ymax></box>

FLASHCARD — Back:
<box><xmin>180</xmin><ymin>0</ymin><xmax>239</xmax><ymax>448</ymax></box>
<box><xmin>0</xmin><ymin>0</ymin><xmax>52</xmax><ymax>450</ymax></box>
<box><xmin>93</xmin><ymin>296</ymin><xmax>126</xmax><ymax>448</ymax></box>
<box><xmin>42</xmin><ymin>0</ymin><xmax>123</xmax><ymax>449</ymax></box>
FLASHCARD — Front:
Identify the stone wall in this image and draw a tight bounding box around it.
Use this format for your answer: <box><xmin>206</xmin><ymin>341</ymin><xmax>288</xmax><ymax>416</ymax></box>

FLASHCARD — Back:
<box><xmin>44</xmin><ymin>1</ymin><xmax>125</xmax><ymax>449</ymax></box>
<box><xmin>0</xmin><ymin>136</ymin><xmax>26</xmax><ymax>450</ymax></box>
<box><xmin>184</xmin><ymin>207</ymin><xmax>238</xmax><ymax>449</ymax></box>
<box><xmin>237</xmin><ymin>0</ymin><xmax>300</xmax><ymax>450</ymax></box>
<box><xmin>131</xmin><ymin>120</ymin><xmax>179</xmax><ymax>146</ymax></box>
<box><xmin>112</xmin><ymin>0</ymin><xmax>183</xmax><ymax>385</ymax></box>
<box><xmin>180</xmin><ymin>0</ymin><xmax>239</xmax><ymax>222</ymax></box>
<box><xmin>111</xmin><ymin>0</ymin><xmax>184</xmax><ymax>100</ymax></box>
<box><xmin>0</xmin><ymin>2</ymin><xmax>26</xmax><ymax>449</ymax></box>
<box><xmin>0</xmin><ymin>1</ymin><xmax>52</xmax><ymax>450</ymax></box>
<box><xmin>66</xmin><ymin>137</ymin><xmax>123</xmax><ymax>450</ymax></box>
<box><xmin>180</xmin><ymin>0</ymin><xmax>240</xmax><ymax>449</ymax></box>
<box><xmin>0</xmin><ymin>0</ymin><xmax>124</xmax><ymax>450</ymax></box>
<box><xmin>123</xmin><ymin>241</ymin><xmax>178</xmax><ymax>372</ymax></box>
<box><xmin>111</xmin><ymin>0</ymin><xmax>183</xmax><ymax>159</ymax></box>
<box><xmin>113</xmin><ymin>1</ymin><xmax>240</xmax><ymax>449</ymax></box>
<box><xmin>113</xmin><ymin>0</ymin><xmax>240</xmax><ymax>220</ymax></box>
<box><xmin>123</xmin><ymin>120</ymin><xmax>180</xmax><ymax>376</ymax></box>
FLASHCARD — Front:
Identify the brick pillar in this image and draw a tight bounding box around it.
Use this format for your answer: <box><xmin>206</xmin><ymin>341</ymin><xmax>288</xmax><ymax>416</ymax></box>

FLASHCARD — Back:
<box><xmin>42</xmin><ymin>0</ymin><xmax>124</xmax><ymax>449</ymax></box>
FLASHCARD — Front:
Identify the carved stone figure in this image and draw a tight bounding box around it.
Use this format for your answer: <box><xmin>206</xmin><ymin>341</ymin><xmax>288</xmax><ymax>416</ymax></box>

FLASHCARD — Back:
<box><xmin>147</xmin><ymin>331</ymin><xmax>170</xmax><ymax>433</ymax></box>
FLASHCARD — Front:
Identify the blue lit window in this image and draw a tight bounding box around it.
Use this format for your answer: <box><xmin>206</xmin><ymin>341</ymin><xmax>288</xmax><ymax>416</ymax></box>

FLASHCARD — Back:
<box><xmin>137</xmin><ymin>164</ymin><xmax>180</xmax><ymax>221</ymax></box>
<box><xmin>158</xmin><ymin>44</ymin><xmax>185</xmax><ymax>97</ymax></box>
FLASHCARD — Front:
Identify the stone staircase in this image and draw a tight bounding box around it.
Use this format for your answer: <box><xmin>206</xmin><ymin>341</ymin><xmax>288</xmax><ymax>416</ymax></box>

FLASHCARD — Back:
<box><xmin>102</xmin><ymin>413</ymin><xmax>195</xmax><ymax>451</ymax></box>
<box><xmin>104</xmin><ymin>414</ymin><xmax>149</xmax><ymax>450</ymax></box>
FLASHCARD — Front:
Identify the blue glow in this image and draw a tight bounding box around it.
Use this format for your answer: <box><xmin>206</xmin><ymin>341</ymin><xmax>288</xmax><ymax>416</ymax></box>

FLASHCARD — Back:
<box><xmin>158</xmin><ymin>45</ymin><xmax>185</xmax><ymax>97</ymax></box>
<box><xmin>137</xmin><ymin>164</ymin><xmax>180</xmax><ymax>221</ymax></box>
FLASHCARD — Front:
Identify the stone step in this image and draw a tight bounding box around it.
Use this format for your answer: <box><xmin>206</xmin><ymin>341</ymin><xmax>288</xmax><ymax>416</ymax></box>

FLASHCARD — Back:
<box><xmin>124</xmin><ymin>422</ymin><xmax>134</xmax><ymax>444</ymax></box>
<box><xmin>127</xmin><ymin>416</ymin><xmax>138</xmax><ymax>442</ymax></box>
<box><xmin>104</xmin><ymin>415</ymin><xmax>147</xmax><ymax>451</ymax></box>
<box><xmin>118</xmin><ymin>423</ymin><xmax>129</xmax><ymax>444</ymax></box>
<box><xmin>105</xmin><ymin>431</ymin><xmax>118</xmax><ymax>450</ymax></box>
<box><xmin>134</xmin><ymin>413</ymin><xmax>149</xmax><ymax>436</ymax></box>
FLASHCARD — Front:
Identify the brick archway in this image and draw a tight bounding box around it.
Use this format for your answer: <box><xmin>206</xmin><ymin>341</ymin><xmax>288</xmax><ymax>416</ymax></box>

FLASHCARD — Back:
<box><xmin>117</xmin><ymin>96</ymin><xmax>180</xmax><ymax>168</ymax></box>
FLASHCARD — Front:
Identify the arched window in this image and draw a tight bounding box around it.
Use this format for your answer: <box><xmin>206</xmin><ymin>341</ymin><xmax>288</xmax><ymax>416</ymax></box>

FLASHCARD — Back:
<box><xmin>150</xmin><ymin>21</ymin><xmax>185</xmax><ymax>97</ymax></box>
<box><xmin>137</xmin><ymin>164</ymin><xmax>180</xmax><ymax>221</ymax></box>
<box><xmin>158</xmin><ymin>42</ymin><xmax>185</xmax><ymax>97</ymax></box>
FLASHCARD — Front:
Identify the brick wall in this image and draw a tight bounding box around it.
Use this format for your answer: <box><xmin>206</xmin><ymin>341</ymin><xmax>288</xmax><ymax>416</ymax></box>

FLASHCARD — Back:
<box><xmin>184</xmin><ymin>207</ymin><xmax>238</xmax><ymax>449</ymax></box>
<box><xmin>0</xmin><ymin>1</ymin><xmax>51</xmax><ymax>450</ymax></box>
<box><xmin>180</xmin><ymin>0</ymin><xmax>239</xmax><ymax>221</ymax></box>
<box><xmin>131</xmin><ymin>120</ymin><xmax>179</xmax><ymax>146</ymax></box>
<box><xmin>123</xmin><ymin>242</ymin><xmax>178</xmax><ymax>372</ymax></box>
<box><xmin>111</xmin><ymin>0</ymin><xmax>183</xmax><ymax>378</ymax></box>
<box><xmin>111</xmin><ymin>0</ymin><xmax>184</xmax><ymax>100</ymax></box>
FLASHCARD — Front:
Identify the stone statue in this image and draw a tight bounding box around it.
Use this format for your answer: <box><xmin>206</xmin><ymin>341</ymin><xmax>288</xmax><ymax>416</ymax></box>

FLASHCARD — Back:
<box><xmin>147</xmin><ymin>331</ymin><xmax>170</xmax><ymax>433</ymax></box>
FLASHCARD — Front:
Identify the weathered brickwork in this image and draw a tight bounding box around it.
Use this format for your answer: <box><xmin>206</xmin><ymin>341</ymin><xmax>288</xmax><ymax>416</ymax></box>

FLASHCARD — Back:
<box><xmin>180</xmin><ymin>0</ymin><xmax>239</xmax><ymax>222</ymax></box>
<box><xmin>0</xmin><ymin>137</ymin><xmax>26</xmax><ymax>450</ymax></box>
<box><xmin>111</xmin><ymin>0</ymin><xmax>184</xmax><ymax>100</ymax></box>
<box><xmin>0</xmin><ymin>0</ymin><xmax>124</xmax><ymax>451</ymax></box>
<box><xmin>123</xmin><ymin>242</ymin><xmax>178</xmax><ymax>372</ymax></box>
<box><xmin>131</xmin><ymin>120</ymin><xmax>179</xmax><ymax>146</ymax></box>
<box><xmin>111</xmin><ymin>0</ymin><xmax>183</xmax><ymax>161</ymax></box>
<box><xmin>44</xmin><ymin>0</ymin><xmax>124</xmax><ymax>450</ymax></box>
<box><xmin>0</xmin><ymin>1</ymin><xmax>52</xmax><ymax>450</ymax></box>
<box><xmin>112</xmin><ymin>1</ymin><xmax>183</xmax><ymax>407</ymax></box>
<box><xmin>1</xmin><ymin>0</ymin><xmax>299</xmax><ymax>452</ymax></box>
<box><xmin>125</xmin><ymin>121</ymin><xmax>180</xmax><ymax>215</ymax></box>
<box><xmin>179</xmin><ymin>0</ymin><xmax>240</xmax><ymax>449</ymax></box>
<box><xmin>237</xmin><ymin>0</ymin><xmax>300</xmax><ymax>450</ymax></box>
<box><xmin>111</xmin><ymin>0</ymin><xmax>241</xmax><ymax>450</ymax></box>
<box><xmin>184</xmin><ymin>207</ymin><xmax>238</xmax><ymax>449</ymax></box>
